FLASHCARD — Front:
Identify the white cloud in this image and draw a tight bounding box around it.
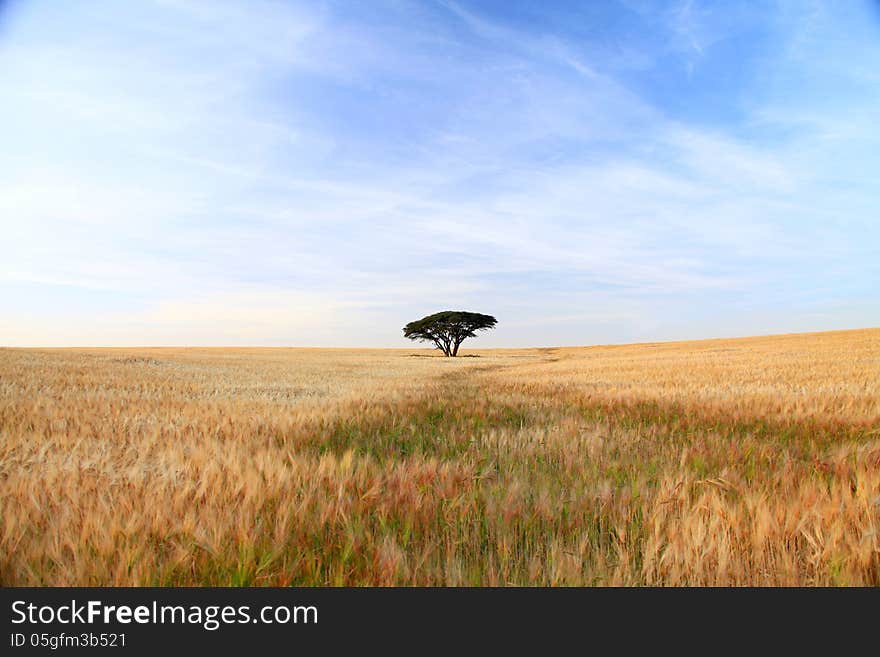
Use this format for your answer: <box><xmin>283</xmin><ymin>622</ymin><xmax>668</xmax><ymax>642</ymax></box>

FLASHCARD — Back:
<box><xmin>0</xmin><ymin>0</ymin><xmax>877</xmax><ymax>347</ymax></box>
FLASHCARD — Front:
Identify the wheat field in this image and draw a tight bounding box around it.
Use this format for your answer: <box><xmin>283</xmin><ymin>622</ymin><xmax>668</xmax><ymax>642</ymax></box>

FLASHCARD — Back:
<box><xmin>1</xmin><ymin>328</ymin><xmax>878</xmax><ymax>586</ymax></box>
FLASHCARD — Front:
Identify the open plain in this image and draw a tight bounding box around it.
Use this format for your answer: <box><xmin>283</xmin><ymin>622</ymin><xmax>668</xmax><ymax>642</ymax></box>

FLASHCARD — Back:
<box><xmin>1</xmin><ymin>328</ymin><xmax>878</xmax><ymax>585</ymax></box>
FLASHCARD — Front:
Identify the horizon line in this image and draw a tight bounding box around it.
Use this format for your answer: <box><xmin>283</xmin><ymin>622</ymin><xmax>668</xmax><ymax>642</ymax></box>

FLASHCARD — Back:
<box><xmin>2</xmin><ymin>326</ymin><xmax>876</xmax><ymax>351</ymax></box>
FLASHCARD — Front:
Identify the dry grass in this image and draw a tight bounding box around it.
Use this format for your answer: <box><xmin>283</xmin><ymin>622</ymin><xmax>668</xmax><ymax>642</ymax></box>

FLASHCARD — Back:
<box><xmin>1</xmin><ymin>329</ymin><xmax>878</xmax><ymax>585</ymax></box>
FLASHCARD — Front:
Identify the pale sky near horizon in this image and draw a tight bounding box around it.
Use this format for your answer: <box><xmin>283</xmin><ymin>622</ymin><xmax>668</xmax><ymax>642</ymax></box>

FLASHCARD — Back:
<box><xmin>2</xmin><ymin>0</ymin><xmax>878</xmax><ymax>348</ymax></box>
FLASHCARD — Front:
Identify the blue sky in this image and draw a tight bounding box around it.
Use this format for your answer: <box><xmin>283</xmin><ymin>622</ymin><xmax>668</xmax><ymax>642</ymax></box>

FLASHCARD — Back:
<box><xmin>1</xmin><ymin>0</ymin><xmax>878</xmax><ymax>347</ymax></box>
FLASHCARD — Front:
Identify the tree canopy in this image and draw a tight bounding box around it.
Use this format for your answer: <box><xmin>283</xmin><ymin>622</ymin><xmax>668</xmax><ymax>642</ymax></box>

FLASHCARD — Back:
<box><xmin>403</xmin><ymin>311</ymin><xmax>497</xmax><ymax>357</ymax></box>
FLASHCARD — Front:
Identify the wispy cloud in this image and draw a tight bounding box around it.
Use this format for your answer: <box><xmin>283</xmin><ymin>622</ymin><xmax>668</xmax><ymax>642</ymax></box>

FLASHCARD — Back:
<box><xmin>1</xmin><ymin>0</ymin><xmax>877</xmax><ymax>346</ymax></box>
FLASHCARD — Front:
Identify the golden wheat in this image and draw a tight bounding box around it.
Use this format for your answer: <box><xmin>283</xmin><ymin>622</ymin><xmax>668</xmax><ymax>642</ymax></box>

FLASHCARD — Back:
<box><xmin>1</xmin><ymin>328</ymin><xmax>878</xmax><ymax>585</ymax></box>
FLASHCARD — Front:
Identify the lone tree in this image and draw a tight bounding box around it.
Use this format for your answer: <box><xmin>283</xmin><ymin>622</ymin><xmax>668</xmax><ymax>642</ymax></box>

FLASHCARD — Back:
<box><xmin>403</xmin><ymin>311</ymin><xmax>497</xmax><ymax>357</ymax></box>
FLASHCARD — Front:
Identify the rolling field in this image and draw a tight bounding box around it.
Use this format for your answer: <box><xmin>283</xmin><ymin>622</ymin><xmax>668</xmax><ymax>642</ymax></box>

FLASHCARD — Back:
<box><xmin>1</xmin><ymin>328</ymin><xmax>878</xmax><ymax>586</ymax></box>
